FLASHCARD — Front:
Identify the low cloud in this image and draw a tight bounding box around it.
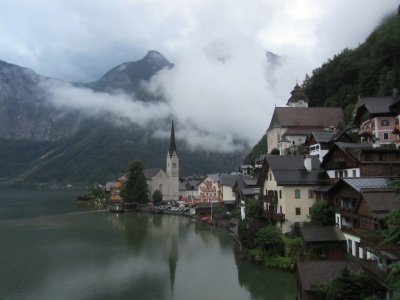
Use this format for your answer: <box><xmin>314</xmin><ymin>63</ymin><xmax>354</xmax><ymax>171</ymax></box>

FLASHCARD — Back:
<box><xmin>41</xmin><ymin>38</ymin><xmax>310</xmax><ymax>153</ymax></box>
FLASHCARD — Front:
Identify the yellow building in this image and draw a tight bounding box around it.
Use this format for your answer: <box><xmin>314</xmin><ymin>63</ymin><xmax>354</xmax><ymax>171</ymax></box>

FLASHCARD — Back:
<box><xmin>258</xmin><ymin>155</ymin><xmax>329</xmax><ymax>233</ymax></box>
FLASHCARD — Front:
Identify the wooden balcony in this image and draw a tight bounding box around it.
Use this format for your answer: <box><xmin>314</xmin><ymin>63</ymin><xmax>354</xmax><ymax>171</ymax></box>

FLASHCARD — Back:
<box><xmin>261</xmin><ymin>194</ymin><xmax>278</xmax><ymax>205</ymax></box>
<box><xmin>359</xmin><ymin>126</ymin><xmax>373</xmax><ymax>134</ymax></box>
<box><xmin>263</xmin><ymin>210</ymin><xmax>285</xmax><ymax>222</ymax></box>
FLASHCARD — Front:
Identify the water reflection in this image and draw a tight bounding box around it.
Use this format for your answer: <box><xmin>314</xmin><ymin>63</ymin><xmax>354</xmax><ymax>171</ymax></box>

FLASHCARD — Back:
<box><xmin>1</xmin><ymin>191</ymin><xmax>296</xmax><ymax>300</ymax></box>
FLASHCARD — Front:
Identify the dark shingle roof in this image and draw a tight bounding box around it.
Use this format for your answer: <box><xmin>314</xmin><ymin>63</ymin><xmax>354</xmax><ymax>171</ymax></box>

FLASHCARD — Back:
<box><xmin>301</xmin><ymin>226</ymin><xmax>346</xmax><ymax>242</ymax></box>
<box><xmin>143</xmin><ymin>168</ymin><xmax>163</xmax><ymax>179</ymax></box>
<box><xmin>355</xmin><ymin>96</ymin><xmax>396</xmax><ymax>115</ymax></box>
<box><xmin>311</xmin><ymin>131</ymin><xmax>336</xmax><ymax>143</ymax></box>
<box><xmin>219</xmin><ymin>174</ymin><xmax>241</xmax><ymax>187</ymax></box>
<box><xmin>362</xmin><ymin>191</ymin><xmax>400</xmax><ymax>212</ymax></box>
<box><xmin>268</xmin><ymin>107</ymin><xmax>344</xmax><ymax>130</ymax></box>
<box><xmin>297</xmin><ymin>261</ymin><xmax>359</xmax><ymax>291</ymax></box>
<box><xmin>265</xmin><ymin>155</ymin><xmax>329</xmax><ymax>185</ymax></box>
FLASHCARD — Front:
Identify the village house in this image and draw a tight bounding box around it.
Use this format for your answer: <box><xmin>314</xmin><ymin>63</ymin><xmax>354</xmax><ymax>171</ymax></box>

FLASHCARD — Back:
<box><xmin>179</xmin><ymin>176</ymin><xmax>203</xmax><ymax>203</ymax></box>
<box><xmin>231</xmin><ymin>176</ymin><xmax>259</xmax><ymax>220</ymax></box>
<box><xmin>321</xmin><ymin>142</ymin><xmax>400</xmax><ymax>180</ymax></box>
<box><xmin>266</xmin><ymin>84</ymin><xmax>344</xmax><ymax>155</ymax></box>
<box><xmin>326</xmin><ymin>177</ymin><xmax>400</xmax><ymax>270</ymax></box>
<box><xmin>296</xmin><ymin>261</ymin><xmax>360</xmax><ymax>300</ymax></box>
<box><xmin>198</xmin><ymin>174</ymin><xmax>220</xmax><ymax>203</ymax></box>
<box><xmin>301</xmin><ymin>226</ymin><xmax>347</xmax><ymax>261</ymax></box>
<box><xmin>110</xmin><ymin>175</ymin><xmax>127</xmax><ymax>202</ymax></box>
<box><xmin>353</xmin><ymin>92</ymin><xmax>400</xmax><ymax>145</ymax></box>
<box><xmin>304</xmin><ymin>130</ymin><xmax>353</xmax><ymax>161</ymax></box>
<box><xmin>258</xmin><ymin>155</ymin><xmax>329</xmax><ymax>233</ymax></box>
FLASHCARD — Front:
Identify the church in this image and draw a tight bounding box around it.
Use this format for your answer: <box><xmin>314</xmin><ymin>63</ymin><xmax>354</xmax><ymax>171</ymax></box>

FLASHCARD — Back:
<box><xmin>266</xmin><ymin>83</ymin><xmax>345</xmax><ymax>155</ymax></box>
<box><xmin>144</xmin><ymin>119</ymin><xmax>180</xmax><ymax>201</ymax></box>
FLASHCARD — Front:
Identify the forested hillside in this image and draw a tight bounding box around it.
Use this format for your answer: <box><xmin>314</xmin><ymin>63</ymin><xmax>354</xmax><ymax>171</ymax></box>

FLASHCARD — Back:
<box><xmin>303</xmin><ymin>14</ymin><xmax>400</xmax><ymax>122</ymax></box>
<box><xmin>244</xmin><ymin>13</ymin><xmax>400</xmax><ymax>164</ymax></box>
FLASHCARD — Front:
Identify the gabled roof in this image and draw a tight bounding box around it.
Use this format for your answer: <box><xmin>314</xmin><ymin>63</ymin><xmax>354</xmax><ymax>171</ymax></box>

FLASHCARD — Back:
<box><xmin>301</xmin><ymin>226</ymin><xmax>346</xmax><ymax>243</ymax></box>
<box><xmin>268</xmin><ymin>107</ymin><xmax>344</xmax><ymax>130</ymax></box>
<box><xmin>308</xmin><ymin>131</ymin><xmax>336</xmax><ymax>143</ymax></box>
<box><xmin>259</xmin><ymin>155</ymin><xmax>329</xmax><ymax>186</ymax></box>
<box><xmin>286</xmin><ymin>83</ymin><xmax>310</xmax><ymax>105</ymax></box>
<box><xmin>353</xmin><ymin>96</ymin><xmax>398</xmax><ymax>124</ymax></box>
<box><xmin>219</xmin><ymin>174</ymin><xmax>241</xmax><ymax>187</ymax></box>
<box><xmin>297</xmin><ymin>261</ymin><xmax>360</xmax><ymax>291</ymax></box>
<box><xmin>143</xmin><ymin>168</ymin><xmax>163</xmax><ymax>179</ymax></box>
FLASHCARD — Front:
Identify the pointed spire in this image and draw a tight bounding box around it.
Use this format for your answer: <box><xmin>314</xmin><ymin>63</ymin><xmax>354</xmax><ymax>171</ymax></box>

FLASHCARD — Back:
<box><xmin>169</xmin><ymin>118</ymin><xmax>177</xmax><ymax>157</ymax></box>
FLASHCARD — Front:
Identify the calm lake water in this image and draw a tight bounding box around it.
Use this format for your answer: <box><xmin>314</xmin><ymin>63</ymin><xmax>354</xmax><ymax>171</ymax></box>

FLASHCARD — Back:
<box><xmin>0</xmin><ymin>190</ymin><xmax>296</xmax><ymax>300</ymax></box>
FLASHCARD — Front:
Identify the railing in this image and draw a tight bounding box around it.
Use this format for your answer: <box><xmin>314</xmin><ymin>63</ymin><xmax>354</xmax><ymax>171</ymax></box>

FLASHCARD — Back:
<box><xmin>263</xmin><ymin>210</ymin><xmax>285</xmax><ymax>222</ymax></box>
<box><xmin>261</xmin><ymin>195</ymin><xmax>278</xmax><ymax>204</ymax></box>
<box><xmin>359</xmin><ymin>127</ymin><xmax>373</xmax><ymax>135</ymax></box>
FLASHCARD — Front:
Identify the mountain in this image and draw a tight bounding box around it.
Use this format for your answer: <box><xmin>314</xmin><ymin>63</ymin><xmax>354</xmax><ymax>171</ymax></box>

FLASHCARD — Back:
<box><xmin>0</xmin><ymin>51</ymin><xmax>244</xmax><ymax>187</ymax></box>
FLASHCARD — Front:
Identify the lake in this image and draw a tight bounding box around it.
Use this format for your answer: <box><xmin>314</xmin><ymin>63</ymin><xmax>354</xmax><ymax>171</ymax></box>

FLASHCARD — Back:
<box><xmin>0</xmin><ymin>190</ymin><xmax>296</xmax><ymax>300</ymax></box>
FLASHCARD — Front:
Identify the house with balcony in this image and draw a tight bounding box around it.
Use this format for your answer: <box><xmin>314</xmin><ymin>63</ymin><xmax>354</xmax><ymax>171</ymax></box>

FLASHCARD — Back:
<box><xmin>266</xmin><ymin>84</ymin><xmax>344</xmax><ymax>155</ymax></box>
<box><xmin>257</xmin><ymin>155</ymin><xmax>330</xmax><ymax>233</ymax></box>
<box><xmin>197</xmin><ymin>174</ymin><xmax>221</xmax><ymax>203</ymax></box>
<box><xmin>353</xmin><ymin>94</ymin><xmax>400</xmax><ymax>145</ymax></box>
<box><xmin>321</xmin><ymin>142</ymin><xmax>400</xmax><ymax>180</ymax></box>
<box><xmin>327</xmin><ymin>177</ymin><xmax>400</xmax><ymax>269</ymax></box>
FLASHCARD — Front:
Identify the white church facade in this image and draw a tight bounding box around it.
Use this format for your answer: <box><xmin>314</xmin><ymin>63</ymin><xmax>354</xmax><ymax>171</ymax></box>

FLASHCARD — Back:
<box><xmin>144</xmin><ymin>119</ymin><xmax>180</xmax><ymax>201</ymax></box>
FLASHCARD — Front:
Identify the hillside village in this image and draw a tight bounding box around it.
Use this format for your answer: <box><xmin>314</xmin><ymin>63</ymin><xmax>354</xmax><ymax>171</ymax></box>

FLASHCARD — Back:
<box><xmin>104</xmin><ymin>81</ymin><xmax>400</xmax><ymax>298</ymax></box>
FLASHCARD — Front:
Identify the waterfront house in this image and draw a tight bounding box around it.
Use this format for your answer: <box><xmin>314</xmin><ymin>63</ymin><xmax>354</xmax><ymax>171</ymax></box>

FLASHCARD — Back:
<box><xmin>327</xmin><ymin>177</ymin><xmax>400</xmax><ymax>267</ymax></box>
<box><xmin>296</xmin><ymin>261</ymin><xmax>360</xmax><ymax>300</ymax></box>
<box><xmin>110</xmin><ymin>175</ymin><xmax>127</xmax><ymax>202</ymax></box>
<box><xmin>301</xmin><ymin>226</ymin><xmax>347</xmax><ymax>261</ymax></box>
<box><xmin>258</xmin><ymin>155</ymin><xmax>329</xmax><ymax>233</ymax></box>
<box><xmin>321</xmin><ymin>142</ymin><xmax>400</xmax><ymax>180</ymax></box>
<box><xmin>179</xmin><ymin>176</ymin><xmax>203</xmax><ymax>203</ymax></box>
<box><xmin>198</xmin><ymin>175</ymin><xmax>220</xmax><ymax>203</ymax></box>
<box><xmin>266</xmin><ymin>84</ymin><xmax>344</xmax><ymax>154</ymax></box>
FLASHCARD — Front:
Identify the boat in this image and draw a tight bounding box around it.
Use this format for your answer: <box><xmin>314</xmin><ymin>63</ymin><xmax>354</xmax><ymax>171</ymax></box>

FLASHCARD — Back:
<box><xmin>109</xmin><ymin>203</ymin><xmax>125</xmax><ymax>213</ymax></box>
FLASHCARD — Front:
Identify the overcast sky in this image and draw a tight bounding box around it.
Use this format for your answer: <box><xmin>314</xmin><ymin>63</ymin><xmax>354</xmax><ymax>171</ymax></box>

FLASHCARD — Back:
<box><xmin>1</xmin><ymin>1</ymin><xmax>399</xmax><ymax>152</ymax></box>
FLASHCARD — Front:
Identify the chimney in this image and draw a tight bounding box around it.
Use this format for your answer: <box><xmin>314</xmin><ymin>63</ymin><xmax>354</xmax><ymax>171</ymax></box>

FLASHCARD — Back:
<box><xmin>304</xmin><ymin>155</ymin><xmax>312</xmax><ymax>172</ymax></box>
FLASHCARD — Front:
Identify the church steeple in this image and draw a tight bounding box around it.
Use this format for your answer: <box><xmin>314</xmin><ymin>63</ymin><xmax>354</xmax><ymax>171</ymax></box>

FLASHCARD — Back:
<box><xmin>287</xmin><ymin>83</ymin><xmax>309</xmax><ymax>107</ymax></box>
<box><xmin>168</xmin><ymin>118</ymin><xmax>177</xmax><ymax>157</ymax></box>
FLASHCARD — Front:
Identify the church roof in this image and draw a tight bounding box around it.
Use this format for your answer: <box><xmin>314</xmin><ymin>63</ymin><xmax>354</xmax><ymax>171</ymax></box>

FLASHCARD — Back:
<box><xmin>144</xmin><ymin>168</ymin><xmax>164</xmax><ymax>179</ymax></box>
<box><xmin>268</xmin><ymin>107</ymin><xmax>344</xmax><ymax>130</ymax></box>
<box><xmin>168</xmin><ymin>119</ymin><xmax>177</xmax><ymax>157</ymax></box>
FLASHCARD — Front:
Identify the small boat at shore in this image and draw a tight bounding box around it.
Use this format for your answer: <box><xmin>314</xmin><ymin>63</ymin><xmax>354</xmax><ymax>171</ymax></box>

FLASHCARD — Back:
<box><xmin>109</xmin><ymin>203</ymin><xmax>125</xmax><ymax>213</ymax></box>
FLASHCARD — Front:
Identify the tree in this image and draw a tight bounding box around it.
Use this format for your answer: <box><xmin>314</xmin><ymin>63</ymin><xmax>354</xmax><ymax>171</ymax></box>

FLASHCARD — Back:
<box><xmin>270</xmin><ymin>148</ymin><xmax>280</xmax><ymax>155</ymax></box>
<box><xmin>152</xmin><ymin>190</ymin><xmax>163</xmax><ymax>206</ymax></box>
<box><xmin>309</xmin><ymin>200</ymin><xmax>336</xmax><ymax>226</ymax></box>
<box><xmin>245</xmin><ymin>198</ymin><xmax>262</xmax><ymax>220</ymax></box>
<box><xmin>255</xmin><ymin>225</ymin><xmax>284</xmax><ymax>257</ymax></box>
<box><xmin>121</xmin><ymin>160</ymin><xmax>149</xmax><ymax>204</ymax></box>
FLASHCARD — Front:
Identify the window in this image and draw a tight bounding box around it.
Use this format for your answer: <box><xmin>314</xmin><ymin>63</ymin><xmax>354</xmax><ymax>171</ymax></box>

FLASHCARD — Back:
<box><xmin>295</xmin><ymin>189</ymin><xmax>301</xmax><ymax>199</ymax></box>
<box><xmin>344</xmin><ymin>170</ymin><xmax>348</xmax><ymax>177</ymax></box>
<box><xmin>383</xmin><ymin>132</ymin><xmax>389</xmax><ymax>140</ymax></box>
<box><xmin>269</xmin><ymin>173</ymin><xmax>272</xmax><ymax>181</ymax></box>
<box><xmin>381</xmin><ymin>119</ymin><xmax>389</xmax><ymax>126</ymax></box>
<box><xmin>352</xmin><ymin>170</ymin><xmax>357</xmax><ymax>177</ymax></box>
<box><xmin>279</xmin><ymin>190</ymin><xmax>282</xmax><ymax>199</ymax></box>
<box><xmin>308</xmin><ymin>189</ymin><xmax>314</xmax><ymax>199</ymax></box>
<box><xmin>295</xmin><ymin>207</ymin><xmax>301</xmax><ymax>215</ymax></box>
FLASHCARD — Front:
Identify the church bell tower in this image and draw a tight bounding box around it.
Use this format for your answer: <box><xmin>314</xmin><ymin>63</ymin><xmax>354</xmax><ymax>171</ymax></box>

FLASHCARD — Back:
<box><xmin>166</xmin><ymin>118</ymin><xmax>179</xmax><ymax>200</ymax></box>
